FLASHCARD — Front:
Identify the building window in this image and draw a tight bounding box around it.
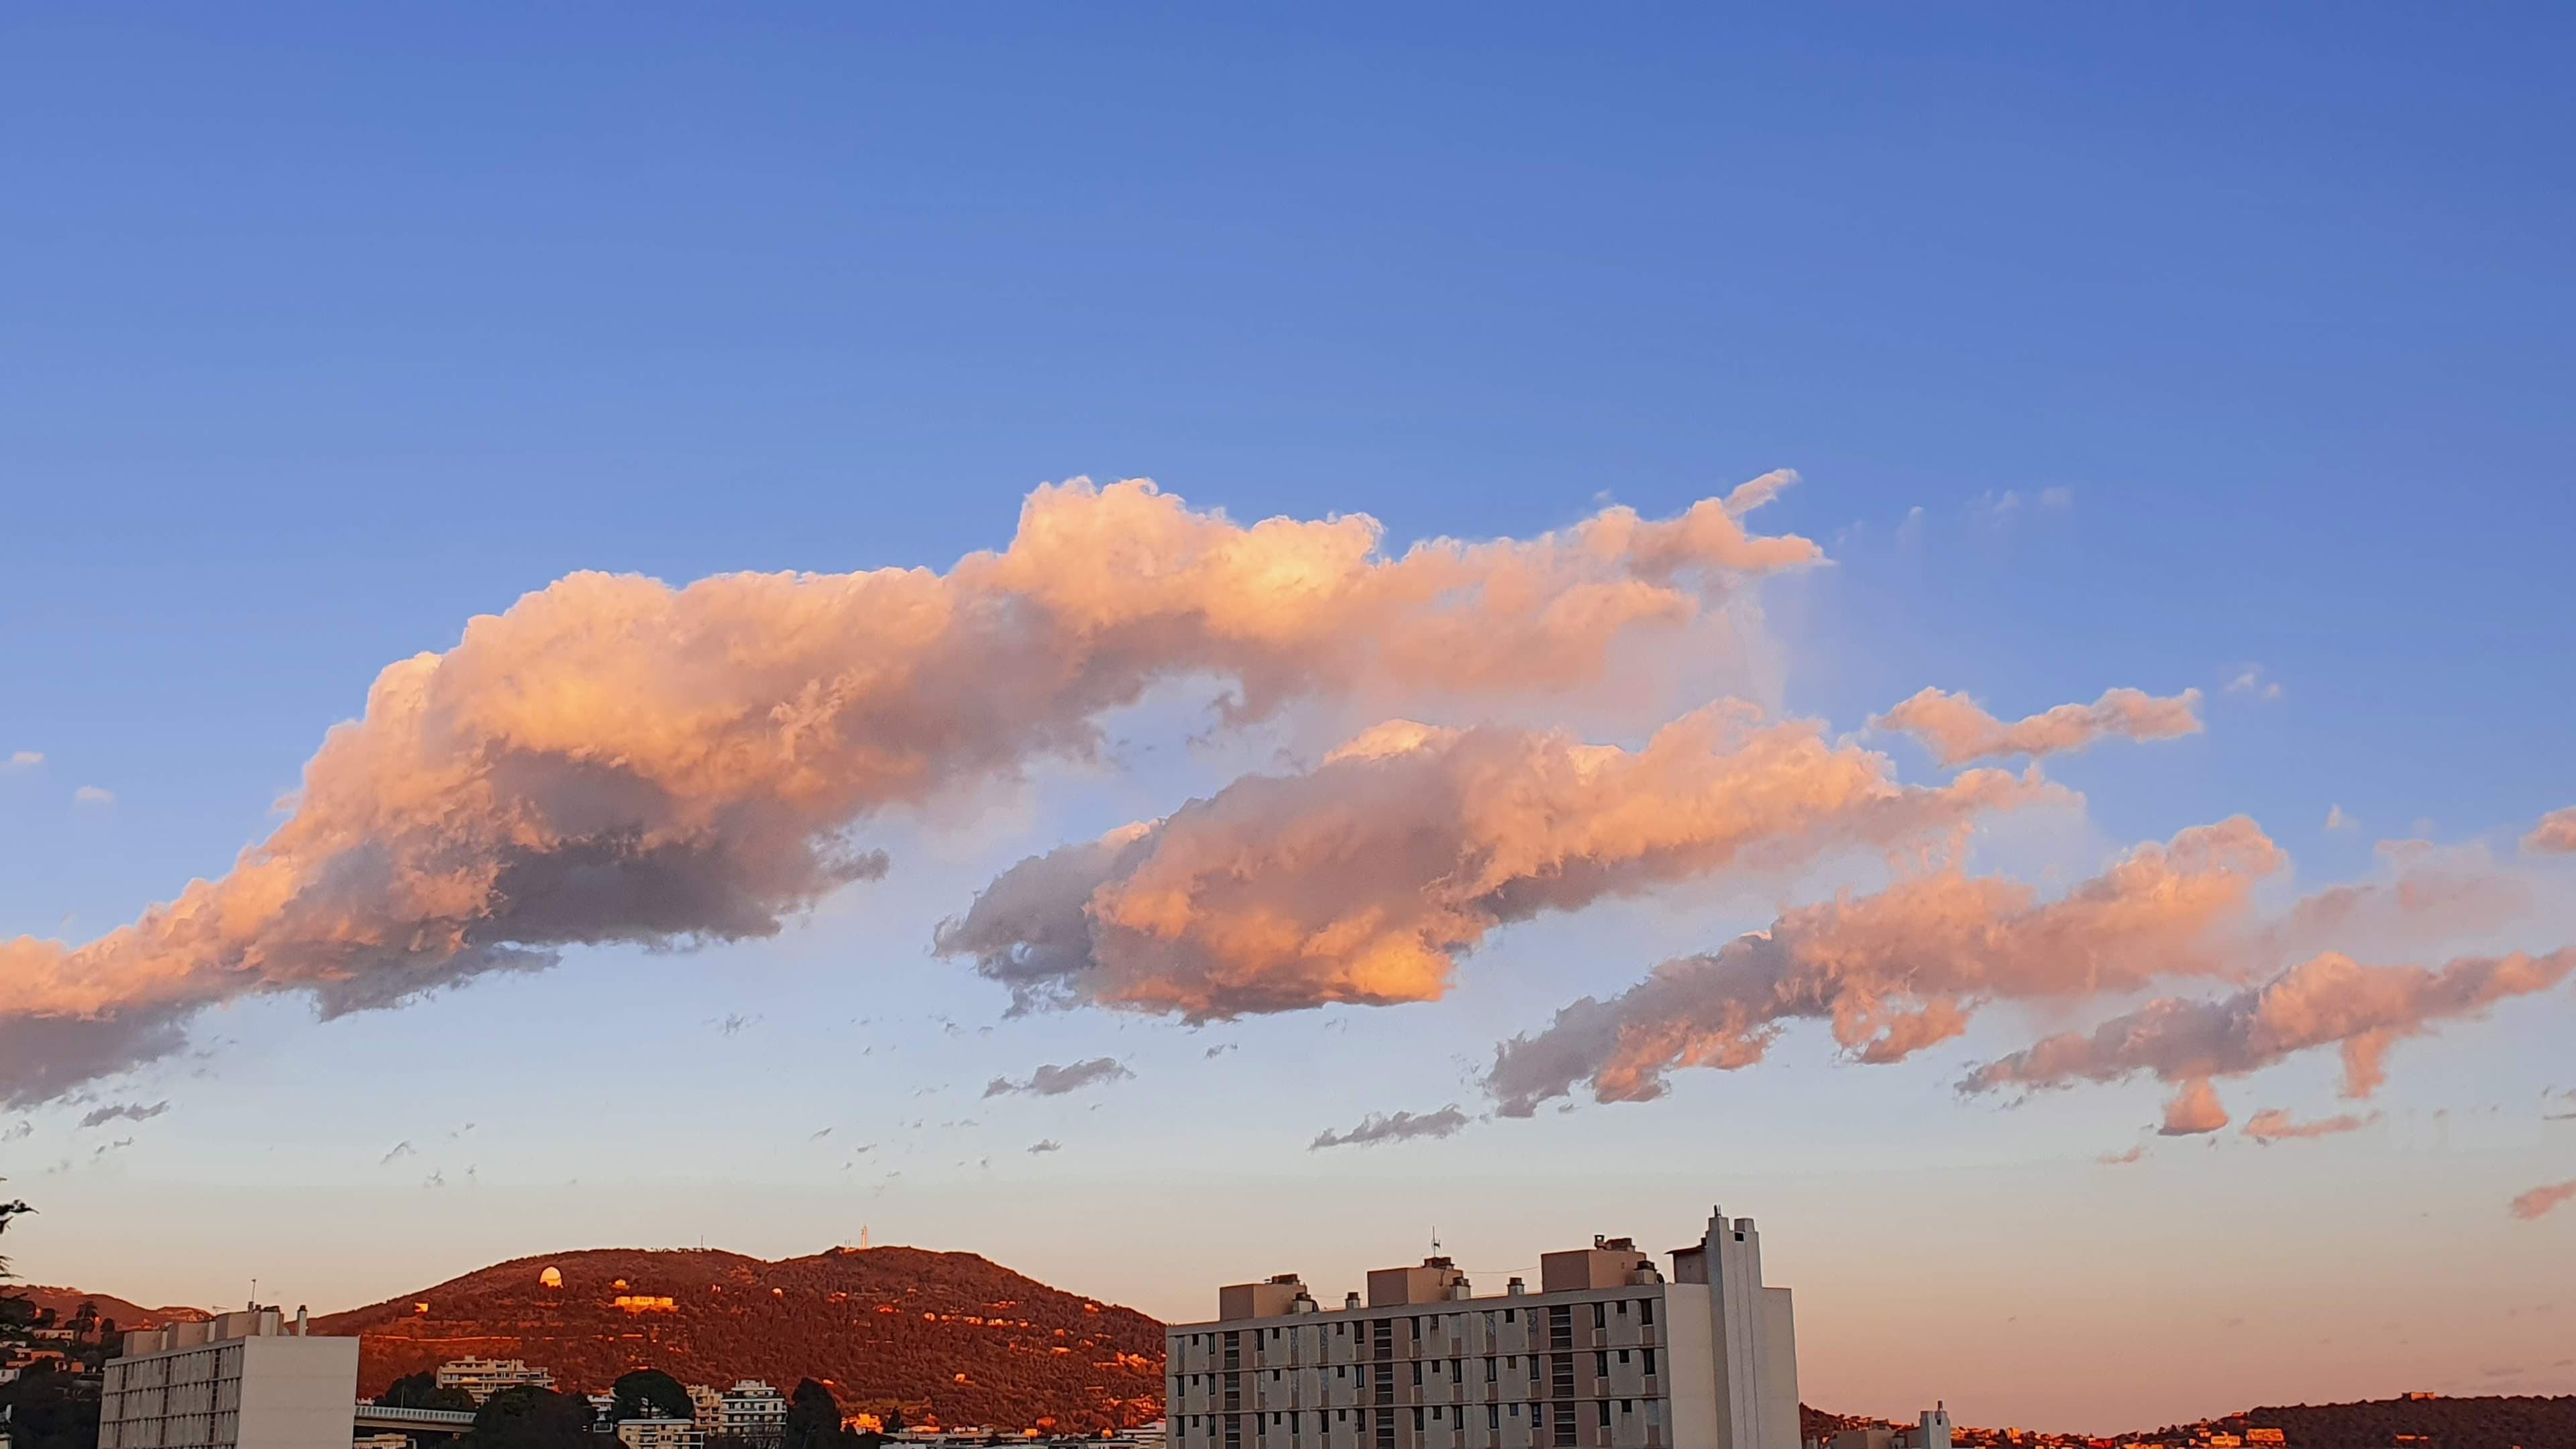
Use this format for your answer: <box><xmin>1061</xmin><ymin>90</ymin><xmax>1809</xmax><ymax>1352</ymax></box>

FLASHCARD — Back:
<box><xmin>1595</xmin><ymin>1404</ymin><xmax>1611</xmax><ymax>1429</ymax></box>
<box><xmin>1485</xmin><ymin>1359</ymin><xmax>1497</xmax><ymax>1383</ymax></box>
<box><xmin>1638</xmin><ymin>1301</ymin><xmax>1653</xmax><ymax>1326</ymax></box>
<box><xmin>1487</xmin><ymin>1407</ymin><xmax>1499</xmax><ymax>1432</ymax></box>
<box><xmin>1591</xmin><ymin>1303</ymin><xmax>1606</xmax><ymax>1330</ymax></box>
<box><xmin>1640</xmin><ymin>1350</ymin><xmax>1656</xmax><ymax>1377</ymax></box>
<box><xmin>1615</xmin><ymin>1302</ymin><xmax>1628</xmax><ymax>1318</ymax></box>
<box><xmin>1595</xmin><ymin>1353</ymin><xmax>1608</xmax><ymax>1377</ymax></box>
<box><xmin>1411</xmin><ymin>1410</ymin><xmax>1425</xmax><ymax>1433</ymax></box>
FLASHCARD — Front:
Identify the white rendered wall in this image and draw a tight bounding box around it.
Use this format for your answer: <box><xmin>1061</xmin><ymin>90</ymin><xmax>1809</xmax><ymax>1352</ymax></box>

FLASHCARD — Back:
<box><xmin>1661</xmin><ymin>1282</ymin><xmax>1717</xmax><ymax>1449</ymax></box>
<box><xmin>1756</xmin><ymin>1289</ymin><xmax>1797</xmax><ymax>1449</ymax></box>
<box><xmin>235</xmin><ymin>1336</ymin><xmax>358</xmax><ymax>1449</ymax></box>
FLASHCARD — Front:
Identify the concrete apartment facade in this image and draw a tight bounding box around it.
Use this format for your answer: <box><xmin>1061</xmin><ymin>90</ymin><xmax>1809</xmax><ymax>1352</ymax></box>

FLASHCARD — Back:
<box><xmin>102</xmin><ymin>1309</ymin><xmax>360</xmax><ymax>1449</ymax></box>
<box><xmin>1166</xmin><ymin>1207</ymin><xmax>1797</xmax><ymax>1449</ymax></box>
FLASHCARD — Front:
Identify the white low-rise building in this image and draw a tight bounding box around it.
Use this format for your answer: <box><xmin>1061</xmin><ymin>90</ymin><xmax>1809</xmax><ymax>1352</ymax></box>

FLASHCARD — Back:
<box><xmin>435</xmin><ymin>1357</ymin><xmax>556</xmax><ymax>1405</ymax></box>
<box><xmin>720</xmin><ymin>1381</ymin><xmax>788</xmax><ymax>1445</ymax></box>
<box><xmin>103</xmin><ymin>1308</ymin><xmax>359</xmax><ymax>1449</ymax></box>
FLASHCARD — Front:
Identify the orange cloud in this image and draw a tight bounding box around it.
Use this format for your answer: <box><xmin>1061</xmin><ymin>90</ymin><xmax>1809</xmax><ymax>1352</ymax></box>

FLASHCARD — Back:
<box><xmin>2525</xmin><ymin>806</ymin><xmax>2576</xmax><ymax>854</ymax></box>
<box><xmin>2510</xmin><ymin>1180</ymin><xmax>2576</xmax><ymax>1221</ymax></box>
<box><xmin>1482</xmin><ymin>819</ymin><xmax>2283</xmax><ymax>1115</ymax></box>
<box><xmin>937</xmin><ymin>704</ymin><xmax>2055</xmax><ymax>1020</ymax></box>
<box><xmin>2240</xmin><ymin>1107</ymin><xmax>2380</xmax><ymax>1144</ymax></box>
<box><xmin>1873</xmin><ymin>686</ymin><xmax>2203</xmax><ymax>767</ymax></box>
<box><xmin>1963</xmin><ymin>948</ymin><xmax>2576</xmax><ymax>1102</ymax></box>
<box><xmin>0</xmin><ymin>477</ymin><xmax>1819</xmax><ymax>1107</ymax></box>
<box><xmin>2158</xmin><ymin>1079</ymin><xmax>2230</xmax><ymax>1136</ymax></box>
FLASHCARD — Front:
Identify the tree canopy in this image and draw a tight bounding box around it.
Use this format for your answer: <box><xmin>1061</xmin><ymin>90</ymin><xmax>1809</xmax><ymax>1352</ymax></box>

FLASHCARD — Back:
<box><xmin>611</xmin><ymin>1368</ymin><xmax>695</xmax><ymax>1422</ymax></box>
<box><xmin>464</xmin><ymin>1385</ymin><xmax>595</xmax><ymax>1449</ymax></box>
<box><xmin>785</xmin><ymin>1379</ymin><xmax>847</xmax><ymax>1449</ymax></box>
<box><xmin>1</xmin><ymin>1198</ymin><xmax>36</xmax><ymax>1347</ymax></box>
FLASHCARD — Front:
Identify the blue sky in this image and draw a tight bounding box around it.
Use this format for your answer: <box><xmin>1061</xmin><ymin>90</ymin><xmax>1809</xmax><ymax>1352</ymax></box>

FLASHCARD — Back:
<box><xmin>3</xmin><ymin>5</ymin><xmax>2573</xmax><ymax>1434</ymax></box>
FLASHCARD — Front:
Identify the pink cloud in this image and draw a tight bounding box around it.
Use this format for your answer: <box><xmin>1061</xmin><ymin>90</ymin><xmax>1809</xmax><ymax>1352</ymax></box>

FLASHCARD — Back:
<box><xmin>2525</xmin><ymin>806</ymin><xmax>2576</xmax><ymax>854</ymax></box>
<box><xmin>1964</xmin><ymin>948</ymin><xmax>2576</xmax><ymax>1102</ymax></box>
<box><xmin>1483</xmin><ymin>818</ymin><xmax>2282</xmax><ymax>1115</ymax></box>
<box><xmin>2159</xmin><ymin>1079</ymin><xmax>2230</xmax><ymax>1137</ymax></box>
<box><xmin>2510</xmin><ymin>1180</ymin><xmax>2576</xmax><ymax>1221</ymax></box>
<box><xmin>1874</xmin><ymin>686</ymin><xmax>2202</xmax><ymax>766</ymax></box>
<box><xmin>938</xmin><ymin>702</ymin><xmax>2053</xmax><ymax>1020</ymax></box>
<box><xmin>2241</xmin><ymin>1107</ymin><xmax>2381</xmax><ymax>1144</ymax></box>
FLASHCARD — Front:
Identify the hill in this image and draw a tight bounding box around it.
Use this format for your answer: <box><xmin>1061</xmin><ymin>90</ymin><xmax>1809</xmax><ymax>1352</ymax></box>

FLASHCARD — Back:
<box><xmin>2158</xmin><ymin>1395</ymin><xmax>2576</xmax><ymax>1449</ymax></box>
<box><xmin>11</xmin><ymin>1287</ymin><xmax>208</xmax><ymax>1331</ymax></box>
<box><xmin>310</xmin><ymin>1246</ymin><xmax>1163</xmax><ymax>1434</ymax></box>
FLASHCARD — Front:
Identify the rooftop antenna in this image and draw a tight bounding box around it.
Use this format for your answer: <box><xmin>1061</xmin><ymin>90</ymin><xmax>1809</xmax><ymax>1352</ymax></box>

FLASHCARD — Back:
<box><xmin>1430</xmin><ymin>1228</ymin><xmax>1441</xmax><ymax>1255</ymax></box>
<box><xmin>249</xmin><ymin>1279</ymin><xmax>258</xmax><ymax>1310</ymax></box>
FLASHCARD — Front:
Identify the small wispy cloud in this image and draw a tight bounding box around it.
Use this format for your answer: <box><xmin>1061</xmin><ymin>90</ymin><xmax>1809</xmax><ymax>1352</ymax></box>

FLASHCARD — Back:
<box><xmin>1203</xmin><ymin>1042</ymin><xmax>1238</xmax><ymax>1059</ymax></box>
<box><xmin>78</xmin><ymin>1099</ymin><xmax>170</xmax><ymax>1129</ymax></box>
<box><xmin>423</xmin><ymin>1169</ymin><xmax>447</xmax><ymax>1189</ymax></box>
<box><xmin>983</xmin><ymin>1057</ymin><xmax>1132</xmax><ymax>1098</ymax></box>
<box><xmin>1027</xmin><ymin>1139</ymin><xmax>1063</xmax><ymax>1155</ymax></box>
<box><xmin>1309</xmin><ymin>1105</ymin><xmax>1472</xmax><ymax>1151</ymax></box>
<box><xmin>2510</xmin><ymin>1180</ymin><xmax>2576</xmax><ymax>1222</ymax></box>
<box><xmin>2243</xmin><ymin>1108</ymin><xmax>2381</xmax><ymax>1144</ymax></box>
<box><xmin>72</xmin><ymin>785</ymin><xmax>115</xmax><ymax>805</ymax></box>
<box><xmin>92</xmin><ymin>1136</ymin><xmax>134</xmax><ymax>1159</ymax></box>
<box><xmin>2226</xmin><ymin>665</ymin><xmax>2284</xmax><ymax>701</ymax></box>
<box><xmin>2098</xmin><ymin>1144</ymin><xmax>2147</xmax><ymax>1166</ymax></box>
<box><xmin>810</xmin><ymin>1126</ymin><xmax>833</xmax><ymax>1140</ymax></box>
<box><xmin>2325</xmin><ymin>805</ymin><xmax>2357</xmax><ymax>832</ymax></box>
<box><xmin>2</xmin><ymin>1121</ymin><xmax>32</xmax><ymax>1142</ymax></box>
<box><xmin>381</xmin><ymin>1140</ymin><xmax>417</xmax><ymax>1165</ymax></box>
<box><xmin>3</xmin><ymin>751</ymin><xmax>41</xmax><ymax>771</ymax></box>
<box><xmin>712</xmin><ymin>1013</ymin><xmax>760</xmax><ymax>1037</ymax></box>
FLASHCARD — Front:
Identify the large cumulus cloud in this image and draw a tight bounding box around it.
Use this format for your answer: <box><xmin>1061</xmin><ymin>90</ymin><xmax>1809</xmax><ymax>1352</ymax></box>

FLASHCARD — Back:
<box><xmin>0</xmin><ymin>476</ymin><xmax>1819</xmax><ymax>1106</ymax></box>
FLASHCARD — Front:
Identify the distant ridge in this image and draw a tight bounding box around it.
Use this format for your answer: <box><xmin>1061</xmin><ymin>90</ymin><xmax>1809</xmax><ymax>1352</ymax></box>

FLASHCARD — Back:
<box><xmin>13</xmin><ymin>1287</ymin><xmax>209</xmax><ymax>1331</ymax></box>
<box><xmin>309</xmin><ymin>1245</ymin><xmax>1163</xmax><ymax>1433</ymax></box>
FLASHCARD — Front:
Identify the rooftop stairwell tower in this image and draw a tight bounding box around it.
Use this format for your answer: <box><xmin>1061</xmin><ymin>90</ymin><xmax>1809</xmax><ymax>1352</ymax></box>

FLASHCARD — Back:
<box><xmin>1670</xmin><ymin>1207</ymin><xmax>1799</xmax><ymax>1449</ymax></box>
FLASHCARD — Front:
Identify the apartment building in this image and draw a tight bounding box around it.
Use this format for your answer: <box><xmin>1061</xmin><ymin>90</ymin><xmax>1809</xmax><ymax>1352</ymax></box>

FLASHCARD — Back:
<box><xmin>690</xmin><ymin>1383</ymin><xmax>728</xmax><ymax>1437</ymax></box>
<box><xmin>720</xmin><ymin>1379</ymin><xmax>790</xmax><ymax>1445</ymax></box>
<box><xmin>1165</xmin><ymin>1205</ymin><xmax>1798</xmax><ymax>1449</ymax></box>
<box><xmin>435</xmin><ymin>1357</ymin><xmax>557</xmax><ymax>1405</ymax></box>
<box><xmin>101</xmin><ymin>1308</ymin><xmax>360</xmax><ymax>1449</ymax></box>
